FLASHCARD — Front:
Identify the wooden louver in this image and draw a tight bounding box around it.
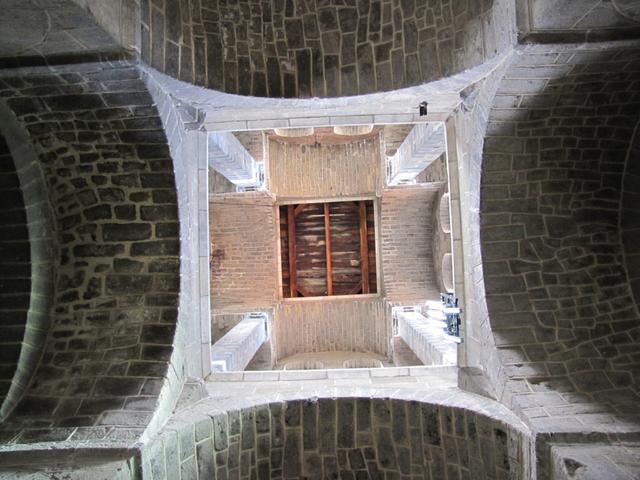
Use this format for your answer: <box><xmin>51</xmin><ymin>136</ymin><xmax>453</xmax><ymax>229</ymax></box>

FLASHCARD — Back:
<box><xmin>279</xmin><ymin>200</ymin><xmax>377</xmax><ymax>298</ymax></box>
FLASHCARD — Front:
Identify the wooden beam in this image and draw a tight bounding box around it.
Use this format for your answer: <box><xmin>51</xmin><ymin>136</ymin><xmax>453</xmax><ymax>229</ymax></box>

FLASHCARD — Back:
<box><xmin>287</xmin><ymin>205</ymin><xmax>297</xmax><ymax>297</ymax></box>
<box><xmin>296</xmin><ymin>285</ymin><xmax>313</xmax><ymax>297</ymax></box>
<box><xmin>359</xmin><ymin>201</ymin><xmax>370</xmax><ymax>294</ymax></box>
<box><xmin>294</xmin><ymin>203</ymin><xmax>312</xmax><ymax>217</ymax></box>
<box><xmin>324</xmin><ymin>203</ymin><xmax>333</xmax><ymax>296</ymax></box>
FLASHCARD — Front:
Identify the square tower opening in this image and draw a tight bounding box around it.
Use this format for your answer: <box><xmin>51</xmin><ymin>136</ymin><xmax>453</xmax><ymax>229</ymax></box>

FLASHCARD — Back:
<box><xmin>279</xmin><ymin>200</ymin><xmax>377</xmax><ymax>299</ymax></box>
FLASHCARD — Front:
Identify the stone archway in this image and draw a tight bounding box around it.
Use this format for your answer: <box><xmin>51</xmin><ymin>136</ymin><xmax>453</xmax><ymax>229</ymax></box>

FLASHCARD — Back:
<box><xmin>0</xmin><ymin>102</ymin><xmax>55</xmax><ymax>421</ymax></box>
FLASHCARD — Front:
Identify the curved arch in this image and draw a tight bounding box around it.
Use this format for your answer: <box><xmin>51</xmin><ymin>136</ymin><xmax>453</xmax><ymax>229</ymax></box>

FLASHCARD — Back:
<box><xmin>0</xmin><ymin>101</ymin><xmax>56</xmax><ymax>422</ymax></box>
<box><xmin>142</xmin><ymin>390</ymin><xmax>531</xmax><ymax>479</ymax></box>
<box><xmin>621</xmin><ymin>119</ymin><xmax>640</xmax><ymax>311</ymax></box>
<box><xmin>480</xmin><ymin>43</ymin><xmax>640</xmax><ymax>427</ymax></box>
<box><xmin>441</xmin><ymin>253</ymin><xmax>453</xmax><ymax>293</ymax></box>
<box><xmin>140</xmin><ymin>0</ymin><xmax>515</xmax><ymax>98</ymax></box>
<box><xmin>0</xmin><ymin>64</ymin><xmax>181</xmax><ymax>442</ymax></box>
<box><xmin>439</xmin><ymin>192</ymin><xmax>451</xmax><ymax>234</ymax></box>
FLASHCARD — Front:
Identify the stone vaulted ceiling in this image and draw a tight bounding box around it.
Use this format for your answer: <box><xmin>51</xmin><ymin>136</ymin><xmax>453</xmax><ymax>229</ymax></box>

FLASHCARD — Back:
<box><xmin>0</xmin><ymin>0</ymin><xmax>638</xmax><ymax>479</ymax></box>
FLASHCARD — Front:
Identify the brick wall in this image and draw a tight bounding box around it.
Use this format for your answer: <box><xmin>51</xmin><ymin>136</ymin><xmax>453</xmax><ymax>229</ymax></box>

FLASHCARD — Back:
<box><xmin>0</xmin><ymin>100</ymin><xmax>57</xmax><ymax>422</ymax></box>
<box><xmin>0</xmin><ymin>134</ymin><xmax>30</xmax><ymax>411</ymax></box>
<box><xmin>210</xmin><ymin>193</ymin><xmax>279</xmax><ymax>314</ymax></box>
<box><xmin>480</xmin><ymin>43</ymin><xmax>640</xmax><ymax>430</ymax></box>
<box><xmin>267</xmin><ymin>137</ymin><xmax>381</xmax><ymax>199</ymax></box>
<box><xmin>0</xmin><ymin>62</ymin><xmax>180</xmax><ymax>443</ymax></box>
<box><xmin>139</xmin><ymin>0</ymin><xmax>515</xmax><ymax>97</ymax></box>
<box><xmin>272</xmin><ymin>297</ymin><xmax>389</xmax><ymax>361</ymax></box>
<box><xmin>381</xmin><ymin>185</ymin><xmax>440</xmax><ymax>303</ymax></box>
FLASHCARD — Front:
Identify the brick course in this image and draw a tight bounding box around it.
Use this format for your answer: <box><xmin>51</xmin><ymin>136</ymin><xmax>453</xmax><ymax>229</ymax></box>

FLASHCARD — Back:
<box><xmin>381</xmin><ymin>185</ymin><xmax>441</xmax><ymax>302</ymax></box>
<box><xmin>210</xmin><ymin>193</ymin><xmax>279</xmax><ymax>314</ymax></box>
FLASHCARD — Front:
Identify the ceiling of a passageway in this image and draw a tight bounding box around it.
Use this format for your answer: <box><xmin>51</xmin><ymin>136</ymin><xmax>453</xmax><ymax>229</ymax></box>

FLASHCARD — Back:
<box><xmin>0</xmin><ymin>0</ymin><xmax>123</xmax><ymax>66</ymax></box>
<box><xmin>1</xmin><ymin>0</ymin><xmax>639</xmax><ymax>478</ymax></box>
<box><xmin>480</xmin><ymin>41</ymin><xmax>640</xmax><ymax>431</ymax></box>
<box><xmin>614</xmin><ymin>0</ymin><xmax>640</xmax><ymax>22</ymax></box>
<box><xmin>141</xmin><ymin>0</ymin><xmax>515</xmax><ymax>97</ymax></box>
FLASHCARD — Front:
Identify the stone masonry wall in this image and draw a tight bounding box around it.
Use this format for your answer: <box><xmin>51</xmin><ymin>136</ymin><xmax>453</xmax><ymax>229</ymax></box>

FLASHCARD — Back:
<box><xmin>480</xmin><ymin>43</ymin><xmax>640</xmax><ymax>431</ymax></box>
<box><xmin>452</xmin><ymin>53</ymin><xmax>511</xmax><ymax>396</ymax></box>
<box><xmin>550</xmin><ymin>443</ymin><xmax>640</xmax><ymax>480</ymax></box>
<box><xmin>0</xmin><ymin>134</ymin><xmax>31</xmax><ymax>412</ymax></box>
<box><xmin>0</xmin><ymin>100</ymin><xmax>58</xmax><ymax>422</ymax></box>
<box><xmin>142</xmin><ymin>64</ymin><xmax>211</xmax><ymax>435</ymax></box>
<box><xmin>517</xmin><ymin>0</ymin><xmax>640</xmax><ymax>43</ymax></box>
<box><xmin>141</xmin><ymin>396</ymin><xmax>530</xmax><ymax>480</ymax></box>
<box><xmin>381</xmin><ymin>184</ymin><xmax>440</xmax><ymax>303</ymax></box>
<box><xmin>210</xmin><ymin>193</ymin><xmax>279</xmax><ymax>314</ymax></box>
<box><xmin>622</xmin><ymin>123</ymin><xmax>640</xmax><ymax>308</ymax></box>
<box><xmin>71</xmin><ymin>0</ymin><xmax>140</xmax><ymax>51</ymax></box>
<box><xmin>0</xmin><ymin>61</ymin><xmax>180</xmax><ymax>444</ymax></box>
<box><xmin>140</xmin><ymin>0</ymin><xmax>516</xmax><ymax>97</ymax></box>
<box><xmin>0</xmin><ymin>0</ymin><xmax>126</xmax><ymax>68</ymax></box>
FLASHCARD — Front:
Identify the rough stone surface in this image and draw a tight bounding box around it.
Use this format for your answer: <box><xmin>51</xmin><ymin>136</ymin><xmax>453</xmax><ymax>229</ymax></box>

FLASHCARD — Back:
<box><xmin>0</xmin><ymin>134</ymin><xmax>30</xmax><ymax>412</ymax></box>
<box><xmin>622</xmin><ymin>124</ymin><xmax>640</xmax><ymax>309</ymax></box>
<box><xmin>140</xmin><ymin>0</ymin><xmax>516</xmax><ymax>97</ymax></box>
<box><xmin>142</xmin><ymin>396</ymin><xmax>530</xmax><ymax>480</ymax></box>
<box><xmin>550</xmin><ymin>443</ymin><xmax>640</xmax><ymax>480</ymax></box>
<box><xmin>71</xmin><ymin>0</ymin><xmax>140</xmax><ymax>50</ymax></box>
<box><xmin>450</xmin><ymin>47</ymin><xmax>512</xmax><ymax>408</ymax></box>
<box><xmin>480</xmin><ymin>43</ymin><xmax>640</xmax><ymax>430</ymax></box>
<box><xmin>0</xmin><ymin>0</ymin><xmax>126</xmax><ymax>68</ymax></box>
<box><xmin>518</xmin><ymin>0</ymin><xmax>640</xmax><ymax>43</ymax></box>
<box><xmin>1</xmin><ymin>0</ymin><xmax>639</xmax><ymax>477</ymax></box>
<box><xmin>0</xmin><ymin>62</ymin><xmax>179</xmax><ymax>442</ymax></box>
<box><xmin>614</xmin><ymin>0</ymin><xmax>640</xmax><ymax>22</ymax></box>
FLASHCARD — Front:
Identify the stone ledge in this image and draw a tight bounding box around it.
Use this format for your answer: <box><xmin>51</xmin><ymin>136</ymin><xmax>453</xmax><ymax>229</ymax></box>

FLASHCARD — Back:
<box><xmin>207</xmin><ymin>365</ymin><xmax>458</xmax><ymax>383</ymax></box>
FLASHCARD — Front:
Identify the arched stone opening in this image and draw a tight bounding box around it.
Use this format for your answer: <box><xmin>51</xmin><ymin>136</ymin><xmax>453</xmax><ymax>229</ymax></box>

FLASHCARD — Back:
<box><xmin>621</xmin><ymin>120</ymin><xmax>640</xmax><ymax>310</ymax></box>
<box><xmin>0</xmin><ymin>103</ymin><xmax>56</xmax><ymax>422</ymax></box>
<box><xmin>142</xmin><ymin>395</ymin><xmax>531</xmax><ymax>479</ymax></box>
<box><xmin>480</xmin><ymin>43</ymin><xmax>640</xmax><ymax>427</ymax></box>
<box><xmin>138</xmin><ymin>0</ymin><xmax>515</xmax><ymax>97</ymax></box>
<box><xmin>0</xmin><ymin>63</ymin><xmax>181</xmax><ymax>443</ymax></box>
